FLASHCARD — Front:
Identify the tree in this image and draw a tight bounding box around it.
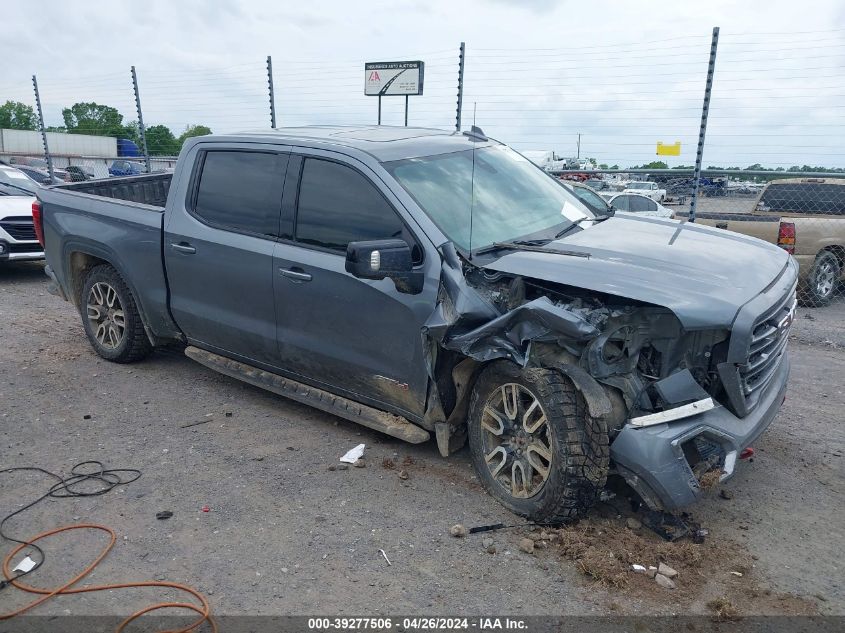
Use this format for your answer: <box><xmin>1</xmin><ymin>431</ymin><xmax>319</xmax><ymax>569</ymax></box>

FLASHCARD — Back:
<box><xmin>0</xmin><ymin>101</ymin><xmax>38</xmax><ymax>130</ymax></box>
<box><xmin>144</xmin><ymin>124</ymin><xmax>180</xmax><ymax>156</ymax></box>
<box><xmin>62</xmin><ymin>102</ymin><xmax>133</xmax><ymax>137</ymax></box>
<box><xmin>178</xmin><ymin>124</ymin><xmax>212</xmax><ymax>148</ymax></box>
<box><xmin>630</xmin><ymin>160</ymin><xmax>669</xmax><ymax>170</ymax></box>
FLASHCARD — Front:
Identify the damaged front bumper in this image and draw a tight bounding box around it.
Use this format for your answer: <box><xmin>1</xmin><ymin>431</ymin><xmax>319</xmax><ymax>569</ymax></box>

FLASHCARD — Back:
<box><xmin>610</xmin><ymin>352</ymin><xmax>790</xmax><ymax>511</ymax></box>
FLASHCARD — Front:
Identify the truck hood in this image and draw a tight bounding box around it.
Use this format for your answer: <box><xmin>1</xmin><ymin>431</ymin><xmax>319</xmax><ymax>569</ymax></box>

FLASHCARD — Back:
<box><xmin>481</xmin><ymin>215</ymin><xmax>792</xmax><ymax>329</ymax></box>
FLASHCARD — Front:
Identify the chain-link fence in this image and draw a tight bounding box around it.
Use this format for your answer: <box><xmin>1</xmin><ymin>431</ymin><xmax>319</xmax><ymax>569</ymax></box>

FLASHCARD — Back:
<box><xmin>0</xmin><ymin>29</ymin><xmax>842</xmax><ymax>305</ymax></box>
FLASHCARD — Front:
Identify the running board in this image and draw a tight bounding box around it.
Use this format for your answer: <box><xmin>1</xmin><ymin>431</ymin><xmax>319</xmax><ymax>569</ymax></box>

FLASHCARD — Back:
<box><xmin>185</xmin><ymin>346</ymin><xmax>430</xmax><ymax>444</ymax></box>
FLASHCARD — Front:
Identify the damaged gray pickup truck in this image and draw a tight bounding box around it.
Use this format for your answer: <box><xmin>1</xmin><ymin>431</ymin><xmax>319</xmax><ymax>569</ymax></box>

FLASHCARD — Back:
<box><xmin>36</xmin><ymin>126</ymin><xmax>797</xmax><ymax>523</ymax></box>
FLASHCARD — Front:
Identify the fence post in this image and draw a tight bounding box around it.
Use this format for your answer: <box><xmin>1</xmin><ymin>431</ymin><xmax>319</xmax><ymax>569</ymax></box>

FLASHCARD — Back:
<box><xmin>689</xmin><ymin>27</ymin><xmax>719</xmax><ymax>223</ymax></box>
<box><xmin>455</xmin><ymin>42</ymin><xmax>466</xmax><ymax>131</ymax></box>
<box><xmin>31</xmin><ymin>75</ymin><xmax>53</xmax><ymax>180</ymax></box>
<box><xmin>267</xmin><ymin>55</ymin><xmax>277</xmax><ymax>128</ymax></box>
<box><xmin>131</xmin><ymin>66</ymin><xmax>151</xmax><ymax>174</ymax></box>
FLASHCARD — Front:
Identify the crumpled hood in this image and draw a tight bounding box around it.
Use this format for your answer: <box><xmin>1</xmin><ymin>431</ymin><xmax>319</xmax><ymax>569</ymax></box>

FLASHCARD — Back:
<box><xmin>482</xmin><ymin>214</ymin><xmax>793</xmax><ymax>329</ymax></box>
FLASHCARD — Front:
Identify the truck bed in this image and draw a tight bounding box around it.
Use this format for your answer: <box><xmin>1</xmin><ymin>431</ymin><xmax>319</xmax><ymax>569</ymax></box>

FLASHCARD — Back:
<box><xmin>38</xmin><ymin>172</ymin><xmax>182</xmax><ymax>343</ymax></box>
<box><xmin>58</xmin><ymin>173</ymin><xmax>172</xmax><ymax>209</ymax></box>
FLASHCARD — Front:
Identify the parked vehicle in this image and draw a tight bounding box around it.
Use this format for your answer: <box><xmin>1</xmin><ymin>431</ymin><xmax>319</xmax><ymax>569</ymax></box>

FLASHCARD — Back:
<box><xmin>688</xmin><ymin>178</ymin><xmax>845</xmax><ymax>306</ymax></box>
<box><xmin>108</xmin><ymin>160</ymin><xmax>145</xmax><ymax>177</ymax></box>
<box><xmin>0</xmin><ymin>165</ymin><xmax>40</xmax><ymax>197</ymax></box>
<box><xmin>561</xmin><ymin>181</ymin><xmax>613</xmax><ymax>216</ymax></box>
<box><xmin>605</xmin><ymin>192</ymin><xmax>674</xmax><ymax>218</ymax></box>
<box><xmin>65</xmin><ymin>166</ymin><xmax>96</xmax><ymax>182</ymax></box>
<box><xmin>0</xmin><ymin>195</ymin><xmax>43</xmax><ymax>262</ymax></box>
<box><xmin>16</xmin><ymin>165</ymin><xmax>68</xmax><ymax>184</ymax></box>
<box><xmin>622</xmin><ymin>181</ymin><xmax>666</xmax><ymax>202</ymax></box>
<box><xmin>584</xmin><ymin>178</ymin><xmax>608</xmax><ymax>191</ymax></box>
<box><xmin>38</xmin><ymin>126</ymin><xmax>796</xmax><ymax>522</ymax></box>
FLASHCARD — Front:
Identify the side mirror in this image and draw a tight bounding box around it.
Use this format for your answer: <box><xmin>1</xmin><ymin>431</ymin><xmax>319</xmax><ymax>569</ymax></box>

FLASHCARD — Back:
<box><xmin>346</xmin><ymin>239</ymin><xmax>423</xmax><ymax>294</ymax></box>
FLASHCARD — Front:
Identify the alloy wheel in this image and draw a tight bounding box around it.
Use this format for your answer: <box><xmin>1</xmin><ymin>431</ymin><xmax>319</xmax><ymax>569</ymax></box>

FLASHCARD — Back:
<box><xmin>87</xmin><ymin>282</ymin><xmax>125</xmax><ymax>349</ymax></box>
<box><xmin>480</xmin><ymin>383</ymin><xmax>553</xmax><ymax>499</ymax></box>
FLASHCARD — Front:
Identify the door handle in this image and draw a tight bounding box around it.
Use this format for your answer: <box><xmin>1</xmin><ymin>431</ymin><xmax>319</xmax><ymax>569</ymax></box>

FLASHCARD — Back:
<box><xmin>171</xmin><ymin>242</ymin><xmax>196</xmax><ymax>254</ymax></box>
<box><xmin>279</xmin><ymin>267</ymin><xmax>312</xmax><ymax>282</ymax></box>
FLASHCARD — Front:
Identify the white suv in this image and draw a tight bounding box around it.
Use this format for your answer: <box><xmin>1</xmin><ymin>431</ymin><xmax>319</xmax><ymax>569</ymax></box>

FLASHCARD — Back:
<box><xmin>0</xmin><ymin>195</ymin><xmax>43</xmax><ymax>262</ymax></box>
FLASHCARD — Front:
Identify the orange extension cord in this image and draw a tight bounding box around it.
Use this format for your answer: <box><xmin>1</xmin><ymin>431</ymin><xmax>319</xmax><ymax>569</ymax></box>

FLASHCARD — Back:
<box><xmin>1</xmin><ymin>523</ymin><xmax>216</xmax><ymax>633</ymax></box>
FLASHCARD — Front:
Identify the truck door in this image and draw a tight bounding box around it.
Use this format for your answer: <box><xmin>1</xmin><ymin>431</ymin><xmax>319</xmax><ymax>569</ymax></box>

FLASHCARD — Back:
<box><xmin>164</xmin><ymin>147</ymin><xmax>289</xmax><ymax>366</ymax></box>
<box><xmin>272</xmin><ymin>154</ymin><xmax>439</xmax><ymax>418</ymax></box>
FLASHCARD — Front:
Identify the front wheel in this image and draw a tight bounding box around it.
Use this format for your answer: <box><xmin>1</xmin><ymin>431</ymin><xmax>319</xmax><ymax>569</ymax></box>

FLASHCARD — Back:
<box><xmin>80</xmin><ymin>264</ymin><xmax>152</xmax><ymax>363</ymax></box>
<box><xmin>802</xmin><ymin>251</ymin><xmax>841</xmax><ymax>307</ymax></box>
<box><xmin>467</xmin><ymin>362</ymin><xmax>609</xmax><ymax>523</ymax></box>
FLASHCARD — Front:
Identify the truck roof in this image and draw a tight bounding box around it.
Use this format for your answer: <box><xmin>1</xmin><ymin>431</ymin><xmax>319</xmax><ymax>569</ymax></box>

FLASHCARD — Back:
<box><xmin>225</xmin><ymin>125</ymin><xmax>495</xmax><ymax>162</ymax></box>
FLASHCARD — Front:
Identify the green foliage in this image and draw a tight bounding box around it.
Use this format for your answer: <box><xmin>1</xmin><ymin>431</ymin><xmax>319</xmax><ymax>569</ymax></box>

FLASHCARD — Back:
<box><xmin>62</xmin><ymin>102</ymin><xmax>133</xmax><ymax>138</ymax></box>
<box><xmin>178</xmin><ymin>124</ymin><xmax>212</xmax><ymax>148</ymax></box>
<box><xmin>144</xmin><ymin>124</ymin><xmax>180</xmax><ymax>156</ymax></box>
<box><xmin>630</xmin><ymin>160</ymin><xmax>669</xmax><ymax>170</ymax></box>
<box><xmin>0</xmin><ymin>101</ymin><xmax>38</xmax><ymax>130</ymax></box>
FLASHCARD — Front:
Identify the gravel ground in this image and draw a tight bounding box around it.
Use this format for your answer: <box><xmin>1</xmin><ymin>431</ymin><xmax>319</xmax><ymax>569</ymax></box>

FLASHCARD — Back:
<box><xmin>0</xmin><ymin>260</ymin><xmax>842</xmax><ymax>619</ymax></box>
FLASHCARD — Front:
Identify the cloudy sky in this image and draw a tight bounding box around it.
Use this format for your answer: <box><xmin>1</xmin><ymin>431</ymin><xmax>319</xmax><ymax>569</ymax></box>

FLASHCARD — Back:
<box><xmin>2</xmin><ymin>0</ymin><xmax>844</xmax><ymax>167</ymax></box>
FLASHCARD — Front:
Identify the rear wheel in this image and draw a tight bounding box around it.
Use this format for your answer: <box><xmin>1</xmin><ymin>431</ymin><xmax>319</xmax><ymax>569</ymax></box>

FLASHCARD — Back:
<box><xmin>467</xmin><ymin>361</ymin><xmax>609</xmax><ymax>523</ymax></box>
<box><xmin>80</xmin><ymin>265</ymin><xmax>152</xmax><ymax>363</ymax></box>
<box><xmin>802</xmin><ymin>251</ymin><xmax>840</xmax><ymax>307</ymax></box>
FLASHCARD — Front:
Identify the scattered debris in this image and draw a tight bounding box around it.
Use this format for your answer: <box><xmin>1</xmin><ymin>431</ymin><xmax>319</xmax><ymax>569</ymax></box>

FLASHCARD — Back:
<box><xmin>398</xmin><ymin>469</ymin><xmax>409</xmax><ymax>480</ymax></box>
<box><xmin>402</xmin><ymin>455</ymin><xmax>416</xmax><ymax>466</ymax></box>
<box><xmin>631</xmin><ymin>564</ymin><xmax>647</xmax><ymax>573</ymax></box>
<box><xmin>382</xmin><ymin>458</ymin><xmax>396</xmax><ymax>470</ymax></box>
<box><xmin>155</xmin><ymin>511</ymin><xmax>173</xmax><ymax>520</ymax></box>
<box><xmin>698</xmin><ymin>467</ymin><xmax>724</xmax><ymax>491</ymax></box>
<box><xmin>449</xmin><ymin>524</ymin><xmax>467</xmax><ymax>538</ymax></box>
<box><xmin>518</xmin><ymin>538</ymin><xmax>535</xmax><ymax>554</ymax></box>
<box><xmin>469</xmin><ymin>523</ymin><xmax>506</xmax><ymax>534</ymax></box>
<box><xmin>626</xmin><ymin>517</ymin><xmax>642</xmax><ymax>530</ymax></box>
<box><xmin>12</xmin><ymin>556</ymin><xmax>37</xmax><ymax>573</ymax></box>
<box><xmin>486</xmin><ymin>544</ymin><xmax>497</xmax><ymax>554</ymax></box>
<box><xmin>224</xmin><ymin>411</ymin><xmax>233</xmax><ymax>417</ymax></box>
<box><xmin>378</xmin><ymin>549</ymin><xmax>392</xmax><ymax>566</ymax></box>
<box><xmin>646</xmin><ymin>565</ymin><xmax>658</xmax><ymax>578</ymax></box>
<box><xmin>340</xmin><ymin>443</ymin><xmax>365</xmax><ymax>464</ymax></box>
<box><xmin>337</xmin><ymin>463</ymin><xmax>349</xmax><ymax>471</ymax></box>
<box><xmin>327</xmin><ymin>465</ymin><xmax>336</xmax><ymax>471</ymax></box>
<box><xmin>641</xmin><ymin>510</ymin><xmax>697</xmax><ymax>542</ymax></box>
<box><xmin>201</xmin><ymin>505</ymin><xmax>210</xmax><ymax>513</ymax></box>
<box><xmin>730</xmin><ymin>571</ymin><xmax>744</xmax><ymax>577</ymax></box>
<box><xmin>719</xmin><ymin>488</ymin><xmax>734</xmax><ymax>500</ymax></box>
<box><xmin>181</xmin><ymin>418</ymin><xmax>212</xmax><ymax>429</ymax></box>
<box><xmin>657</xmin><ymin>562</ymin><xmax>678</xmax><ymax>578</ymax></box>
<box><xmin>353</xmin><ymin>460</ymin><xmax>366</xmax><ymax>469</ymax></box>
<box><xmin>707</xmin><ymin>596</ymin><xmax>740</xmax><ymax>620</ymax></box>
<box><xmin>655</xmin><ymin>573</ymin><xmax>676</xmax><ymax>589</ymax></box>
<box><xmin>482</xmin><ymin>537</ymin><xmax>494</xmax><ymax>549</ymax></box>
<box><xmin>83</xmin><ymin>414</ymin><xmax>91</xmax><ymax>420</ymax></box>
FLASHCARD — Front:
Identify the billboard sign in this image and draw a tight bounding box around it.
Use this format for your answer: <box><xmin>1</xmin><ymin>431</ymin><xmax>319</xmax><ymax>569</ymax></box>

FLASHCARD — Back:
<box><xmin>365</xmin><ymin>61</ymin><xmax>424</xmax><ymax>96</ymax></box>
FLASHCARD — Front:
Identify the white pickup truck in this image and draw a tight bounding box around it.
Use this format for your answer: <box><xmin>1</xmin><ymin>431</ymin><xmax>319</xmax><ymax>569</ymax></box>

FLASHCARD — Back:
<box><xmin>623</xmin><ymin>181</ymin><xmax>667</xmax><ymax>202</ymax></box>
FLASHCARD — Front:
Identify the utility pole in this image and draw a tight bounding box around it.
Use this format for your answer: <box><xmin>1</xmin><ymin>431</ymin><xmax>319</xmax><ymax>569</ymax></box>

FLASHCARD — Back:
<box><xmin>577</xmin><ymin>133</ymin><xmax>581</xmax><ymax>159</ymax></box>
<box><xmin>131</xmin><ymin>66</ymin><xmax>151</xmax><ymax>173</ymax></box>
<box><xmin>31</xmin><ymin>75</ymin><xmax>53</xmax><ymax>180</ymax></box>
<box><xmin>689</xmin><ymin>27</ymin><xmax>720</xmax><ymax>223</ymax></box>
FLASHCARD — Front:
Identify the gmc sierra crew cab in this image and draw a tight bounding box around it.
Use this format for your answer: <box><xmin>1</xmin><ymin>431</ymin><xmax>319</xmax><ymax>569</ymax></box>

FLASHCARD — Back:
<box><xmin>36</xmin><ymin>126</ymin><xmax>797</xmax><ymax>522</ymax></box>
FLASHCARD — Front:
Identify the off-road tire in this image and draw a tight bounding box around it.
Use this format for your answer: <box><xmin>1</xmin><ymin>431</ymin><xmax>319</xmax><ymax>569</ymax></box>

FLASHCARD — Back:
<box><xmin>800</xmin><ymin>251</ymin><xmax>840</xmax><ymax>307</ymax></box>
<box><xmin>467</xmin><ymin>361</ymin><xmax>609</xmax><ymax>524</ymax></box>
<box><xmin>80</xmin><ymin>264</ymin><xmax>152</xmax><ymax>363</ymax></box>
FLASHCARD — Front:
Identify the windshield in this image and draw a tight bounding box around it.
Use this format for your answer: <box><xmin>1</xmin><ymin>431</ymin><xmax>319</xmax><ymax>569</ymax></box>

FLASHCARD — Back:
<box><xmin>384</xmin><ymin>145</ymin><xmax>593</xmax><ymax>251</ymax></box>
<box><xmin>627</xmin><ymin>182</ymin><xmax>651</xmax><ymax>189</ymax></box>
<box><xmin>0</xmin><ymin>168</ymin><xmax>39</xmax><ymax>195</ymax></box>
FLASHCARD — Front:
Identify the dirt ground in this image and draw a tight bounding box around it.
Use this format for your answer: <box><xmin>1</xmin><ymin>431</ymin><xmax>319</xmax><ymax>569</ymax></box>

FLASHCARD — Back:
<box><xmin>0</xmin><ymin>260</ymin><xmax>842</xmax><ymax>620</ymax></box>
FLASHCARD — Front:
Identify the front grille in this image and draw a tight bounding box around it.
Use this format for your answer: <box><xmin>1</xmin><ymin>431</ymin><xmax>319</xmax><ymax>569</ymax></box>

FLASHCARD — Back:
<box><xmin>0</xmin><ymin>217</ymin><xmax>36</xmax><ymax>241</ymax></box>
<box><xmin>738</xmin><ymin>290</ymin><xmax>795</xmax><ymax>409</ymax></box>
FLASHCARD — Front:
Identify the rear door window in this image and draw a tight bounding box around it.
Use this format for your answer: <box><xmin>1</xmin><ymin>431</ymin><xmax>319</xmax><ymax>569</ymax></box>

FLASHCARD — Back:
<box><xmin>294</xmin><ymin>158</ymin><xmax>408</xmax><ymax>253</ymax></box>
<box><xmin>759</xmin><ymin>182</ymin><xmax>844</xmax><ymax>215</ymax></box>
<box><xmin>193</xmin><ymin>150</ymin><xmax>287</xmax><ymax>237</ymax></box>
<box><xmin>629</xmin><ymin>196</ymin><xmax>657</xmax><ymax>212</ymax></box>
<box><xmin>612</xmin><ymin>195</ymin><xmax>631</xmax><ymax>211</ymax></box>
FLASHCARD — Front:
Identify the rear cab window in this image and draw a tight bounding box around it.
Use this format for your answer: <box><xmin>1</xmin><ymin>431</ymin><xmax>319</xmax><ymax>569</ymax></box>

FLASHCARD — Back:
<box><xmin>191</xmin><ymin>150</ymin><xmax>288</xmax><ymax>237</ymax></box>
<box><xmin>758</xmin><ymin>181</ymin><xmax>845</xmax><ymax>215</ymax></box>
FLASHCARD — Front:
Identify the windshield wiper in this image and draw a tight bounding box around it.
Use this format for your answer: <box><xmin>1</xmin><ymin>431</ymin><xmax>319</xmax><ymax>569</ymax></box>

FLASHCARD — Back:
<box><xmin>473</xmin><ymin>241</ymin><xmax>590</xmax><ymax>258</ymax></box>
<box><xmin>552</xmin><ymin>214</ymin><xmax>611</xmax><ymax>240</ymax></box>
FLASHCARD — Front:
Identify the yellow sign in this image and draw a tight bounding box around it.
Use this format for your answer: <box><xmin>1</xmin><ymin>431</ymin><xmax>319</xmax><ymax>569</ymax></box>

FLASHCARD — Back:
<box><xmin>656</xmin><ymin>141</ymin><xmax>681</xmax><ymax>156</ymax></box>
